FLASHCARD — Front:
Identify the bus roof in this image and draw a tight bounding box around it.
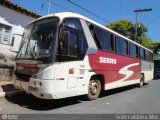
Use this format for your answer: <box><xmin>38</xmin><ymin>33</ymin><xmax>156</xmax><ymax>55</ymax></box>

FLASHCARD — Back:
<box><xmin>32</xmin><ymin>12</ymin><xmax>153</xmax><ymax>53</ymax></box>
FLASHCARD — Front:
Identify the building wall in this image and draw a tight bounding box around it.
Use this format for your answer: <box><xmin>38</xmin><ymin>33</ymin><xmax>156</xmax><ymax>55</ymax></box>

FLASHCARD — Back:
<box><xmin>0</xmin><ymin>5</ymin><xmax>35</xmax><ymax>61</ymax></box>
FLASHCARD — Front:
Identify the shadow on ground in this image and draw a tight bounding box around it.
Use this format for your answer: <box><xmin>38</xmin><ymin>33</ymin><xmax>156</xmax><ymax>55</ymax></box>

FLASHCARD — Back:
<box><xmin>1</xmin><ymin>84</ymin><xmax>18</xmax><ymax>92</ymax></box>
<box><xmin>153</xmin><ymin>78</ymin><xmax>160</xmax><ymax>80</ymax></box>
<box><xmin>5</xmin><ymin>83</ymin><xmax>148</xmax><ymax>111</ymax></box>
<box><xmin>100</xmin><ymin>83</ymin><xmax>148</xmax><ymax>98</ymax></box>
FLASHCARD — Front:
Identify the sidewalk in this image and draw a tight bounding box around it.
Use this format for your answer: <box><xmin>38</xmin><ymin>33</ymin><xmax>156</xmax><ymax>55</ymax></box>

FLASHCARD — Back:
<box><xmin>0</xmin><ymin>80</ymin><xmax>24</xmax><ymax>98</ymax></box>
<box><xmin>0</xmin><ymin>61</ymin><xmax>24</xmax><ymax>98</ymax></box>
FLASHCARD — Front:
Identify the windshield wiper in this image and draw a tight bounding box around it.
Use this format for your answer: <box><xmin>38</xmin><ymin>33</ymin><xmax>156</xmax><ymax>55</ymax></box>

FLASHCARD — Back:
<box><xmin>30</xmin><ymin>50</ymin><xmax>37</xmax><ymax>60</ymax></box>
<box><xmin>24</xmin><ymin>40</ymin><xmax>38</xmax><ymax>60</ymax></box>
<box><xmin>30</xmin><ymin>41</ymin><xmax>38</xmax><ymax>60</ymax></box>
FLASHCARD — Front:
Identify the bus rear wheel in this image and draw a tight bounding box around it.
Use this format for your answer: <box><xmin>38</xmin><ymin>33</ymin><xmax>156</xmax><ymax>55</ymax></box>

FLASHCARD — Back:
<box><xmin>139</xmin><ymin>74</ymin><xmax>144</xmax><ymax>87</ymax></box>
<box><xmin>86</xmin><ymin>79</ymin><xmax>101</xmax><ymax>100</ymax></box>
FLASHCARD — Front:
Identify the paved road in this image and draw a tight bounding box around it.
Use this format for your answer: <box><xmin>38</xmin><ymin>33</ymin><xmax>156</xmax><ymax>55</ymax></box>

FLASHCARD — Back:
<box><xmin>0</xmin><ymin>79</ymin><xmax>160</xmax><ymax>114</ymax></box>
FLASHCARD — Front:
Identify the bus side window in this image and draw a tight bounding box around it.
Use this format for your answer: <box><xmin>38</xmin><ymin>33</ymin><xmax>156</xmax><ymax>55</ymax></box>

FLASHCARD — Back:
<box><xmin>146</xmin><ymin>50</ymin><xmax>150</xmax><ymax>61</ymax></box>
<box><xmin>94</xmin><ymin>27</ymin><xmax>111</xmax><ymax>51</ymax></box>
<box><xmin>123</xmin><ymin>40</ymin><xmax>129</xmax><ymax>56</ymax></box>
<box><xmin>136</xmin><ymin>46</ymin><xmax>139</xmax><ymax>58</ymax></box>
<box><xmin>129</xmin><ymin>43</ymin><xmax>136</xmax><ymax>58</ymax></box>
<box><xmin>58</xmin><ymin>18</ymin><xmax>88</xmax><ymax>61</ymax></box>
<box><xmin>148</xmin><ymin>52</ymin><xmax>151</xmax><ymax>61</ymax></box>
<box><xmin>110</xmin><ymin>34</ymin><xmax>115</xmax><ymax>52</ymax></box>
<box><xmin>140</xmin><ymin>48</ymin><xmax>144</xmax><ymax>60</ymax></box>
<box><xmin>89</xmin><ymin>25</ymin><xmax>102</xmax><ymax>49</ymax></box>
<box><xmin>116</xmin><ymin>36</ymin><xmax>123</xmax><ymax>55</ymax></box>
<box><xmin>143</xmin><ymin>49</ymin><xmax>146</xmax><ymax>60</ymax></box>
<box><xmin>151</xmin><ymin>53</ymin><xmax>153</xmax><ymax>61</ymax></box>
<box><xmin>78</xmin><ymin>35</ymin><xmax>88</xmax><ymax>59</ymax></box>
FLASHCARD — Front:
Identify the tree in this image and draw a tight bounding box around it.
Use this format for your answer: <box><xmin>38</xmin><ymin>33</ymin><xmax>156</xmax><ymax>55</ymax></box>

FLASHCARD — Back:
<box><xmin>106</xmin><ymin>20</ymin><xmax>160</xmax><ymax>59</ymax></box>
<box><xmin>136</xmin><ymin>23</ymin><xmax>148</xmax><ymax>40</ymax></box>
<box><xmin>106</xmin><ymin>20</ymin><xmax>134</xmax><ymax>39</ymax></box>
<box><xmin>139</xmin><ymin>35</ymin><xmax>155</xmax><ymax>50</ymax></box>
<box><xmin>106</xmin><ymin>20</ymin><xmax>147</xmax><ymax>42</ymax></box>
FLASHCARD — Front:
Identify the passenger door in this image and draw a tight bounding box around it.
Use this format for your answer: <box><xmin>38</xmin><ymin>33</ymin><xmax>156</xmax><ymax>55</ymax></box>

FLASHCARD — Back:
<box><xmin>54</xmin><ymin>18</ymin><xmax>87</xmax><ymax>98</ymax></box>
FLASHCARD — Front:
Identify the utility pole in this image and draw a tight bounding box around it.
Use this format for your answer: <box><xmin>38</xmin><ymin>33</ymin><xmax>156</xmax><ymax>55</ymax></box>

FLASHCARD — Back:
<box><xmin>133</xmin><ymin>8</ymin><xmax>152</xmax><ymax>43</ymax></box>
<box><xmin>40</xmin><ymin>3</ymin><xmax>44</xmax><ymax>16</ymax></box>
<box><xmin>48</xmin><ymin>0</ymin><xmax>51</xmax><ymax>14</ymax></box>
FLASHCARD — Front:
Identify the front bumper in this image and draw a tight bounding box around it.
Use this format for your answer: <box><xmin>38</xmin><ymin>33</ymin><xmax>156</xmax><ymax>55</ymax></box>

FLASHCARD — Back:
<box><xmin>28</xmin><ymin>78</ymin><xmax>56</xmax><ymax>99</ymax></box>
<box><xmin>13</xmin><ymin>75</ymin><xmax>57</xmax><ymax>99</ymax></box>
<box><xmin>13</xmin><ymin>78</ymin><xmax>29</xmax><ymax>94</ymax></box>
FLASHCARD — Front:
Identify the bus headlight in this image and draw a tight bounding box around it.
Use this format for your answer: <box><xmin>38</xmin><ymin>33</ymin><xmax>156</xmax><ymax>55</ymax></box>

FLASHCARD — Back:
<box><xmin>33</xmin><ymin>81</ymin><xmax>37</xmax><ymax>86</ymax></box>
<box><xmin>38</xmin><ymin>81</ymin><xmax>42</xmax><ymax>87</ymax></box>
<box><xmin>33</xmin><ymin>81</ymin><xmax>42</xmax><ymax>87</ymax></box>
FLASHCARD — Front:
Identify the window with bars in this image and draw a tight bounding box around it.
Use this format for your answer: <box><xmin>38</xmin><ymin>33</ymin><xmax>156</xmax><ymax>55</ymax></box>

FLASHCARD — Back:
<box><xmin>0</xmin><ymin>24</ymin><xmax>12</xmax><ymax>45</ymax></box>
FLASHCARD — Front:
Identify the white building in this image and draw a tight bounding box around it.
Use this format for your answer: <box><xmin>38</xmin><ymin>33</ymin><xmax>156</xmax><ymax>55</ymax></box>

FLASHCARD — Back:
<box><xmin>0</xmin><ymin>0</ymin><xmax>40</xmax><ymax>61</ymax></box>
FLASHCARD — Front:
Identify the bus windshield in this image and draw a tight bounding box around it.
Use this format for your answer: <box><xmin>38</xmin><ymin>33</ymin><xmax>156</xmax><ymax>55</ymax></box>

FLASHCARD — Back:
<box><xmin>16</xmin><ymin>17</ymin><xmax>59</xmax><ymax>63</ymax></box>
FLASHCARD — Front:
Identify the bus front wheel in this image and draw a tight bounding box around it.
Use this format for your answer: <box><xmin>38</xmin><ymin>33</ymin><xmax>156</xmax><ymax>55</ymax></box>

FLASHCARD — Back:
<box><xmin>86</xmin><ymin>79</ymin><xmax>101</xmax><ymax>100</ymax></box>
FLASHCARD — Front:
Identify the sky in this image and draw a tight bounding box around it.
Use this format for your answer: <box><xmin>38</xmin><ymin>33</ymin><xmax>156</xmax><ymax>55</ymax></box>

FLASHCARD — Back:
<box><xmin>12</xmin><ymin>0</ymin><xmax>160</xmax><ymax>42</ymax></box>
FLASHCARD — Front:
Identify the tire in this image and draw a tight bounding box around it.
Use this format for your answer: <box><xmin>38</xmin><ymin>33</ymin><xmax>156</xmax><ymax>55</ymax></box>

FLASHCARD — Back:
<box><xmin>86</xmin><ymin>79</ymin><xmax>101</xmax><ymax>100</ymax></box>
<box><xmin>139</xmin><ymin>74</ymin><xmax>144</xmax><ymax>88</ymax></box>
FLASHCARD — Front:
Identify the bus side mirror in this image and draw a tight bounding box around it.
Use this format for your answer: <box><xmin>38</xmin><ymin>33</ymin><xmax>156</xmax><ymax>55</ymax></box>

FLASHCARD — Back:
<box><xmin>11</xmin><ymin>37</ymin><xmax>15</xmax><ymax>47</ymax></box>
<box><xmin>10</xmin><ymin>36</ymin><xmax>18</xmax><ymax>53</ymax></box>
<box><xmin>10</xmin><ymin>34</ymin><xmax>23</xmax><ymax>53</ymax></box>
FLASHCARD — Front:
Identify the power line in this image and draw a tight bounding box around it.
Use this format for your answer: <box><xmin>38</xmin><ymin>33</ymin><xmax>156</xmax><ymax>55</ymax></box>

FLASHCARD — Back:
<box><xmin>40</xmin><ymin>3</ymin><xmax>44</xmax><ymax>15</ymax></box>
<box><xmin>66</xmin><ymin>0</ymin><xmax>110</xmax><ymax>24</ymax></box>
<box><xmin>46</xmin><ymin>0</ymin><xmax>72</xmax><ymax>12</ymax></box>
<box><xmin>147</xmin><ymin>16</ymin><xmax>160</xmax><ymax>26</ymax></box>
<box><xmin>48</xmin><ymin>0</ymin><xmax>51</xmax><ymax>14</ymax></box>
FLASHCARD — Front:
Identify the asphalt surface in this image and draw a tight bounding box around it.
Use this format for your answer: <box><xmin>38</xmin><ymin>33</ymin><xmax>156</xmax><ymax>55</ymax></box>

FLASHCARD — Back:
<box><xmin>0</xmin><ymin>79</ymin><xmax>160</xmax><ymax>115</ymax></box>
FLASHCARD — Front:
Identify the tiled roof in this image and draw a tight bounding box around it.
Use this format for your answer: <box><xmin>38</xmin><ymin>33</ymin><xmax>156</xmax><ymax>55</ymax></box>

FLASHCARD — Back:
<box><xmin>0</xmin><ymin>0</ymin><xmax>41</xmax><ymax>18</ymax></box>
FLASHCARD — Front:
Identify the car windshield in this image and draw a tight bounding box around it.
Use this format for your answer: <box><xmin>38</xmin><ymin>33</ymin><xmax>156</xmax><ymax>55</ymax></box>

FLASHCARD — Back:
<box><xmin>16</xmin><ymin>17</ymin><xmax>59</xmax><ymax>63</ymax></box>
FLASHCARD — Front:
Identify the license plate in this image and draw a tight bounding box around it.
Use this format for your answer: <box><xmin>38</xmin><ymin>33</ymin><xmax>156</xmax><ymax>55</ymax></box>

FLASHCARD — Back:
<box><xmin>28</xmin><ymin>86</ymin><xmax>38</xmax><ymax>92</ymax></box>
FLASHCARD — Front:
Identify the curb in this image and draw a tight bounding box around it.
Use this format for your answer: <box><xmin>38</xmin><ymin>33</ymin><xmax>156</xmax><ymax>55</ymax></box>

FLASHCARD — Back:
<box><xmin>0</xmin><ymin>91</ymin><xmax>25</xmax><ymax>98</ymax></box>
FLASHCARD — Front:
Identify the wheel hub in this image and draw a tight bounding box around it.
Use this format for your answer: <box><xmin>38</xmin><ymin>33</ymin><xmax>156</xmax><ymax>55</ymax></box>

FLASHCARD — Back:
<box><xmin>90</xmin><ymin>82</ymin><xmax>98</xmax><ymax>95</ymax></box>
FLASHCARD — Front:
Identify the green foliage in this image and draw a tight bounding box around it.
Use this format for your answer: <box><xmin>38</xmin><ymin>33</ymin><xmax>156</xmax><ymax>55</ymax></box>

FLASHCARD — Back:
<box><xmin>106</xmin><ymin>20</ymin><xmax>160</xmax><ymax>59</ymax></box>
<box><xmin>139</xmin><ymin>36</ymin><xmax>154</xmax><ymax>50</ymax></box>
<box><xmin>139</xmin><ymin>36</ymin><xmax>160</xmax><ymax>59</ymax></box>
<box><xmin>106</xmin><ymin>20</ymin><xmax>134</xmax><ymax>39</ymax></box>
<box><xmin>106</xmin><ymin>20</ymin><xmax>148</xmax><ymax>41</ymax></box>
<box><xmin>137</xmin><ymin>23</ymin><xmax>148</xmax><ymax>39</ymax></box>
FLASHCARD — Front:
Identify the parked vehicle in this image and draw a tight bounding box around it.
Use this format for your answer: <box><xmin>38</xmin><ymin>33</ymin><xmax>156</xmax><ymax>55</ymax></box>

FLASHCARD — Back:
<box><xmin>154</xmin><ymin>60</ymin><xmax>160</xmax><ymax>79</ymax></box>
<box><xmin>13</xmin><ymin>12</ymin><xmax>154</xmax><ymax>100</ymax></box>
